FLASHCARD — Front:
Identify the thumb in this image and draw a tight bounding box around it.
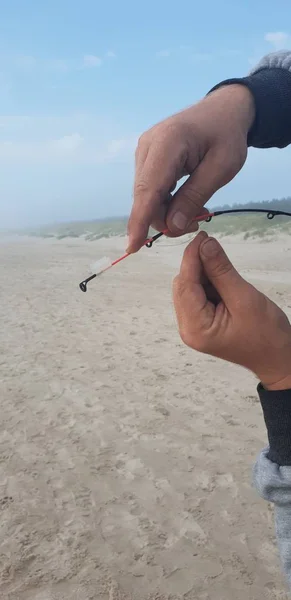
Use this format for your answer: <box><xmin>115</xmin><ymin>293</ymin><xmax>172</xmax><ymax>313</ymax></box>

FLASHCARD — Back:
<box><xmin>199</xmin><ymin>237</ymin><xmax>247</xmax><ymax>304</ymax></box>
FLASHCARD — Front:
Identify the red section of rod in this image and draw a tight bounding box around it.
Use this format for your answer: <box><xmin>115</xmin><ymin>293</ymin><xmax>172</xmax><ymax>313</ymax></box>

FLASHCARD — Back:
<box><xmin>108</xmin><ymin>212</ymin><xmax>213</xmax><ymax>270</ymax></box>
<box><xmin>111</xmin><ymin>252</ymin><xmax>129</xmax><ymax>267</ymax></box>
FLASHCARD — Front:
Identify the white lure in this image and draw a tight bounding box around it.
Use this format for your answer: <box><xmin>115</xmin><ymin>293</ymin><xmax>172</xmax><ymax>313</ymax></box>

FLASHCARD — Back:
<box><xmin>90</xmin><ymin>256</ymin><xmax>112</xmax><ymax>276</ymax></box>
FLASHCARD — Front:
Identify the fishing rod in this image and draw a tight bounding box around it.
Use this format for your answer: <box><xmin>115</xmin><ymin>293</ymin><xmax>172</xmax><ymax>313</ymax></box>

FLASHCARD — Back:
<box><xmin>79</xmin><ymin>208</ymin><xmax>291</xmax><ymax>292</ymax></box>
<box><xmin>145</xmin><ymin>208</ymin><xmax>291</xmax><ymax>247</ymax></box>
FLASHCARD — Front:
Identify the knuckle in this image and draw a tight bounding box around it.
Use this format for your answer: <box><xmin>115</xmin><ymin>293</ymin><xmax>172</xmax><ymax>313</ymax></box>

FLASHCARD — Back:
<box><xmin>153</xmin><ymin>119</ymin><xmax>185</xmax><ymax>146</ymax></box>
<box><xmin>179</xmin><ymin>325</ymin><xmax>207</xmax><ymax>353</ymax></box>
<box><xmin>134</xmin><ymin>178</ymin><xmax>165</xmax><ymax>203</ymax></box>
<box><xmin>181</xmin><ymin>186</ymin><xmax>206</xmax><ymax>211</ymax></box>
<box><xmin>135</xmin><ymin>132</ymin><xmax>151</xmax><ymax>158</ymax></box>
<box><xmin>160</xmin><ymin>120</ymin><xmax>181</xmax><ymax>138</ymax></box>
<box><xmin>137</xmin><ymin>131</ymin><xmax>149</xmax><ymax>148</ymax></box>
<box><xmin>134</xmin><ymin>179</ymin><xmax>149</xmax><ymax>194</ymax></box>
<box><xmin>179</xmin><ymin>327</ymin><xmax>193</xmax><ymax>348</ymax></box>
<box><xmin>139</xmin><ymin>120</ymin><xmax>175</xmax><ymax>143</ymax></box>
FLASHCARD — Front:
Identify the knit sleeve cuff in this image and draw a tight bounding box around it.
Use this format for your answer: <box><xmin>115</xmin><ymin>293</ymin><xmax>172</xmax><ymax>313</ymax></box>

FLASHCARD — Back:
<box><xmin>208</xmin><ymin>67</ymin><xmax>291</xmax><ymax>149</ymax></box>
<box><xmin>258</xmin><ymin>383</ymin><xmax>291</xmax><ymax>466</ymax></box>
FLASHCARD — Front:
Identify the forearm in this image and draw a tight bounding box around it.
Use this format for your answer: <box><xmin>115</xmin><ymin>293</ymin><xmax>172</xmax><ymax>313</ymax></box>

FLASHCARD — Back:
<box><xmin>209</xmin><ymin>50</ymin><xmax>291</xmax><ymax>148</ymax></box>
<box><xmin>254</xmin><ymin>384</ymin><xmax>291</xmax><ymax>589</ymax></box>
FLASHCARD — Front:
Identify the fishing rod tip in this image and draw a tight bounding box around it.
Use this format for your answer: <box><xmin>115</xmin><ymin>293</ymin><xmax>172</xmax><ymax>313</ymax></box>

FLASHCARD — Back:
<box><xmin>79</xmin><ymin>281</ymin><xmax>87</xmax><ymax>292</ymax></box>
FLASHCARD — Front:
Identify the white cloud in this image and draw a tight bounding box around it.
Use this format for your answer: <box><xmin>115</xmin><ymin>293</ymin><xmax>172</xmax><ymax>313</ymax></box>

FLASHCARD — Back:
<box><xmin>0</xmin><ymin>113</ymin><xmax>137</xmax><ymax>169</ymax></box>
<box><xmin>106</xmin><ymin>51</ymin><xmax>116</xmax><ymax>58</ymax></box>
<box><xmin>0</xmin><ymin>136</ymin><xmax>83</xmax><ymax>161</ymax></box>
<box><xmin>265</xmin><ymin>31</ymin><xmax>290</xmax><ymax>50</ymax></box>
<box><xmin>83</xmin><ymin>54</ymin><xmax>102</xmax><ymax>68</ymax></box>
<box><xmin>49</xmin><ymin>133</ymin><xmax>84</xmax><ymax>154</ymax></box>
<box><xmin>103</xmin><ymin>137</ymin><xmax>136</xmax><ymax>161</ymax></box>
<box><xmin>47</xmin><ymin>58</ymin><xmax>69</xmax><ymax>72</ymax></box>
<box><xmin>156</xmin><ymin>50</ymin><xmax>171</xmax><ymax>58</ymax></box>
<box><xmin>0</xmin><ymin>130</ymin><xmax>135</xmax><ymax>165</ymax></box>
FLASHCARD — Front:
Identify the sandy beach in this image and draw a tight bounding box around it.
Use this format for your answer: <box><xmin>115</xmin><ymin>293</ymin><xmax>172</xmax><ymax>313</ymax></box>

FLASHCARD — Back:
<box><xmin>1</xmin><ymin>232</ymin><xmax>291</xmax><ymax>600</ymax></box>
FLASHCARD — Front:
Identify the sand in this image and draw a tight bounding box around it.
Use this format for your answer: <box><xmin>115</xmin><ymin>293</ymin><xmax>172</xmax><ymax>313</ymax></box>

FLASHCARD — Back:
<box><xmin>1</xmin><ymin>232</ymin><xmax>291</xmax><ymax>600</ymax></box>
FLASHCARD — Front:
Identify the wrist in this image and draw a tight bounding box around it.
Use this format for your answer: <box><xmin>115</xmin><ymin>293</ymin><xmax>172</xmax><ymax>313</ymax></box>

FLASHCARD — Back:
<box><xmin>253</xmin><ymin>330</ymin><xmax>291</xmax><ymax>391</ymax></box>
<box><xmin>262</xmin><ymin>374</ymin><xmax>291</xmax><ymax>392</ymax></box>
<box><xmin>207</xmin><ymin>84</ymin><xmax>255</xmax><ymax>135</ymax></box>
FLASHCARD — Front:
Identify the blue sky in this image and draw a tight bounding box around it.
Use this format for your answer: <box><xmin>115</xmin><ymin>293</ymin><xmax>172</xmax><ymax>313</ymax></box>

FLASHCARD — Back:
<box><xmin>0</xmin><ymin>0</ymin><xmax>291</xmax><ymax>228</ymax></box>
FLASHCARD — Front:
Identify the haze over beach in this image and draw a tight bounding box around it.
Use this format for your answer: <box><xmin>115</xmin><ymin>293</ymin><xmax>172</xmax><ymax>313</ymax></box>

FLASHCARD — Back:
<box><xmin>2</xmin><ymin>0</ymin><xmax>291</xmax><ymax>599</ymax></box>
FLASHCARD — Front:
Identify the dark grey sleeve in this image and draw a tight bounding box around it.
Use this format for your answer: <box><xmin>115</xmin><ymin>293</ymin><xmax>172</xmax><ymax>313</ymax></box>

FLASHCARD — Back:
<box><xmin>208</xmin><ymin>50</ymin><xmax>291</xmax><ymax>148</ymax></box>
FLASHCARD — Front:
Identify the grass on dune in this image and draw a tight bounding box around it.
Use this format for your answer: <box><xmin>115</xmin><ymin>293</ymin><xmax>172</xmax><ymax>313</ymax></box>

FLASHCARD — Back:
<box><xmin>13</xmin><ymin>198</ymin><xmax>291</xmax><ymax>241</ymax></box>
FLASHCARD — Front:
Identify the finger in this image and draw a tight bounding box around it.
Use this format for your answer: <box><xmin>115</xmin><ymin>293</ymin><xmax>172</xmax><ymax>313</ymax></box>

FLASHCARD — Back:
<box><xmin>184</xmin><ymin>206</ymin><xmax>210</xmax><ymax>234</ymax></box>
<box><xmin>128</xmin><ymin>136</ymin><xmax>188</xmax><ymax>253</ymax></box>
<box><xmin>199</xmin><ymin>236</ymin><xmax>248</xmax><ymax>306</ymax></box>
<box><xmin>179</xmin><ymin>231</ymin><xmax>208</xmax><ymax>283</ymax></box>
<box><xmin>150</xmin><ymin>206</ymin><xmax>209</xmax><ymax>240</ymax></box>
<box><xmin>163</xmin><ymin>221</ymin><xmax>200</xmax><ymax>237</ymax></box>
<box><xmin>173</xmin><ymin>232</ymin><xmax>216</xmax><ymax>340</ymax></box>
<box><xmin>167</xmin><ymin>147</ymin><xmax>236</xmax><ymax>235</ymax></box>
<box><xmin>147</xmin><ymin>193</ymin><xmax>173</xmax><ymax>235</ymax></box>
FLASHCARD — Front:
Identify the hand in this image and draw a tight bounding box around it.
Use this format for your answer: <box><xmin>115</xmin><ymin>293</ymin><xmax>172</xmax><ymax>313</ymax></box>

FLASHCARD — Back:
<box><xmin>127</xmin><ymin>84</ymin><xmax>255</xmax><ymax>253</ymax></box>
<box><xmin>173</xmin><ymin>232</ymin><xmax>291</xmax><ymax>391</ymax></box>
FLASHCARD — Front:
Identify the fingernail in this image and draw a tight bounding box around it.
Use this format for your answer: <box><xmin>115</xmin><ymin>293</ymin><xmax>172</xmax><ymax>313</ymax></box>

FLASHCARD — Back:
<box><xmin>201</xmin><ymin>238</ymin><xmax>220</xmax><ymax>258</ymax></box>
<box><xmin>171</xmin><ymin>211</ymin><xmax>188</xmax><ymax>231</ymax></box>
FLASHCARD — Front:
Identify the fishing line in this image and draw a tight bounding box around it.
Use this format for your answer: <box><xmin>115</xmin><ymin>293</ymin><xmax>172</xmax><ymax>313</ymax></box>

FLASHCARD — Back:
<box><xmin>79</xmin><ymin>208</ymin><xmax>291</xmax><ymax>292</ymax></box>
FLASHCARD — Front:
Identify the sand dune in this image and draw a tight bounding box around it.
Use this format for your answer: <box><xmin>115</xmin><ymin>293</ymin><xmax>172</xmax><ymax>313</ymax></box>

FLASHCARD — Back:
<box><xmin>0</xmin><ymin>233</ymin><xmax>291</xmax><ymax>599</ymax></box>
